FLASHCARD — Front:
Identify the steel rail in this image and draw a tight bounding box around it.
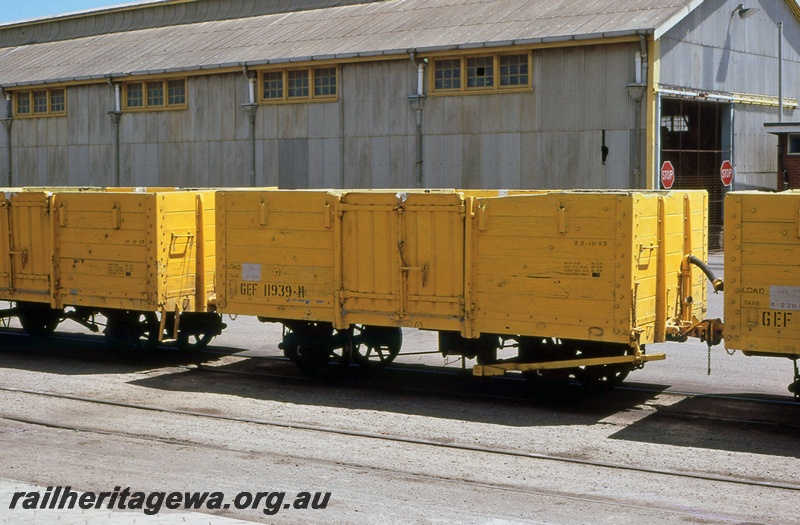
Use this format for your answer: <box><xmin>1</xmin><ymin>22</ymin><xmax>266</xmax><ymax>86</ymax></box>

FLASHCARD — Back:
<box><xmin>1</xmin><ymin>385</ymin><xmax>798</xmax><ymax>494</ymax></box>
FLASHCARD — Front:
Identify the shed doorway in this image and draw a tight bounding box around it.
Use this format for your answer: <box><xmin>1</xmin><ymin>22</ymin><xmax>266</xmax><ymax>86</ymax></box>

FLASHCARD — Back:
<box><xmin>660</xmin><ymin>98</ymin><xmax>732</xmax><ymax>250</ymax></box>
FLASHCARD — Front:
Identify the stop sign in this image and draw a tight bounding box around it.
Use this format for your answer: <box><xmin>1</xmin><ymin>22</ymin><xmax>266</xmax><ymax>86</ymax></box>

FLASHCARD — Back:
<box><xmin>660</xmin><ymin>161</ymin><xmax>675</xmax><ymax>189</ymax></box>
<box><xmin>720</xmin><ymin>160</ymin><xmax>733</xmax><ymax>187</ymax></box>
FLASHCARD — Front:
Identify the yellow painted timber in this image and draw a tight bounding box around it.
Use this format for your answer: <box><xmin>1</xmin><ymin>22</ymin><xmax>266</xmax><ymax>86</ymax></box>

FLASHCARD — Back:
<box><xmin>216</xmin><ymin>189</ymin><xmax>340</xmax><ymax>322</ymax></box>
<box><xmin>53</xmin><ymin>189</ymin><xmax>216</xmax><ymax>313</ymax></box>
<box><xmin>0</xmin><ymin>190</ymin><xmax>54</xmax><ymax>304</ymax></box>
<box><xmin>724</xmin><ymin>191</ymin><xmax>800</xmax><ymax>358</ymax></box>
<box><xmin>338</xmin><ymin>190</ymin><xmax>466</xmax><ymax>330</ymax></box>
<box><xmin>469</xmin><ymin>190</ymin><xmax>707</xmax><ymax>346</ymax></box>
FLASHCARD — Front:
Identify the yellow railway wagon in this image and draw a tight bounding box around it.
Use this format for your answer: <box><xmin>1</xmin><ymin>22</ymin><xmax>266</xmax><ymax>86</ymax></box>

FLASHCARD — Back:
<box><xmin>470</xmin><ymin>191</ymin><xmax>708</xmax><ymax>344</ymax></box>
<box><xmin>0</xmin><ymin>188</ymin><xmax>222</xmax><ymax>348</ymax></box>
<box><xmin>217</xmin><ymin>189</ymin><xmax>708</xmax><ymax>380</ymax></box>
<box><xmin>724</xmin><ymin>192</ymin><xmax>800</xmax><ymax>357</ymax></box>
<box><xmin>54</xmin><ymin>189</ymin><xmax>216</xmax><ymax>313</ymax></box>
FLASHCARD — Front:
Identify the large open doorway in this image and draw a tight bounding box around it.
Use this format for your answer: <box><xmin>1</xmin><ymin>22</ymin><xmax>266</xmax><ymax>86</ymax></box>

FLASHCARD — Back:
<box><xmin>660</xmin><ymin>98</ymin><xmax>732</xmax><ymax>250</ymax></box>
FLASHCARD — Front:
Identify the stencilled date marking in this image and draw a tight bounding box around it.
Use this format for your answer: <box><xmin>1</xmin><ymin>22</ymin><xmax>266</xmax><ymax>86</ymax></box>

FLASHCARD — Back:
<box><xmin>573</xmin><ymin>240</ymin><xmax>608</xmax><ymax>247</ymax></box>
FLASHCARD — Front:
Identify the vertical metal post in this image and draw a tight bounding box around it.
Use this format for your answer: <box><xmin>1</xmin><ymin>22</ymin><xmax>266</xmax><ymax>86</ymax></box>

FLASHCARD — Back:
<box><xmin>108</xmin><ymin>112</ymin><xmax>122</xmax><ymax>186</ymax></box>
<box><xmin>778</xmin><ymin>22</ymin><xmax>784</xmax><ymax>123</ymax></box>
<box><xmin>243</xmin><ymin>104</ymin><xmax>258</xmax><ymax>187</ymax></box>
<box><xmin>242</xmin><ymin>68</ymin><xmax>259</xmax><ymax>187</ymax></box>
<box><xmin>2</xmin><ymin>93</ymin><xmax>12</xmax><ymax>186</ymax></box>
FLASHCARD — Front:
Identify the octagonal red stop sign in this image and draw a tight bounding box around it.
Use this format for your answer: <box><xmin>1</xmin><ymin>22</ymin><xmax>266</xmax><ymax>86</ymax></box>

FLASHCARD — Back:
<box><xmin>660</xmin><ymin>160</ymin><xmax>675</xmax><ymax>189</ymax></box>
<box><xmin>720</xmin><ymin>160</ymin><xmax>733</xmax><ymax>187</ymax></box>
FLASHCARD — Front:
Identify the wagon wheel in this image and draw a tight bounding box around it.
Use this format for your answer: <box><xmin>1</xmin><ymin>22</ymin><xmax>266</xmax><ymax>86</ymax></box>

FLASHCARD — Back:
<box><xmin>16</xmin><ymin>302</ymin><xmax>61</xmax><ymax>336</ymax></box>
<box><xmin>172</xmin><ymin>312</ymin><xmax>225</xmax><ymax>352</ymax></box>
<box><xmin>294</xmin><ymin>344</ymin><xmax>335</xmax><ymax>379</ymax></box>
<box><xmin>104</xmin><ymin>310</ymin><xmax>159</xmax><ymax>354</ymax></box>
<box><xmin>281</xmin><ymin>322</ymin><xmax>339</xmax><ymax>379</ymax></box>
<box><xmin>574</xmin><ymin>343</ymin><xmax>632</xmax><ymax>387</ymax></box>
<box><xmin>349</xmin><ymin>325</ymin><xmax>402</xmax><ymax>368</ymax></box>
<box><xmin>176</xmin><ymin>332</ymin><xmax>215</xmax><ymax>351</ymax></box>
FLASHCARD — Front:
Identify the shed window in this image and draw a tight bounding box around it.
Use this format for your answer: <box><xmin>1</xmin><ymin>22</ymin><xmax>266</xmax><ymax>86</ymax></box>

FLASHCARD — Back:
<box><xmin>288</xmin><ymin>70</ymin><xmax>310</xmax><ymax>98</ymax></box>
<box><xmin>259</xmin><ymin>66</ymin><xmax>338</xmax><ymax>104</ymax></box>
<box><xmin>124</xmin><ymin>78</ymin><xmax>187</xmax><ymax>111</ymax></box>
<box><xmin>263</xmin><ymin>71</ymin><xmax>283</xmax><ymax>100</ymax></box>
<box><xmin>499</xmin><ymin>54</ymin><xmax>529</xmax><ymax>86</ymax></box>
<box><xmin>13</xmin><ymin>88</ymin><xmax>66</xmax><ymax>117</ymax></box>
<box><xmin>33</xmin><ymin>91</ymin><xmax>48</xmax><ymax>113</ymax></box>
<box><xmin>314</xmin><ymin>67</ymin><xmax>337</xmax><ymax>97</ymax></box>
<box><xmin>168</xmin><ymin>80</ymin><xmax>186</xmax><ymax>105</ymax></box>
<box><xmin>467</xmin><ymin>56</ymin><xmax>493</xmax><ymax>88</ymax></box>
<box><xmin>50</xmin><ymin>89</ymin><xmax>65</xmax><ymax>113</ymax></box>
<box><xmin>431</xmin><ymin>53</ymin><xmax>531</xmax><ymax>94</ymax></box>
<box><xmin>147</xmin><ymin>81</ymin><xmax>164</xmax><ymax>106</ymax></box>
<box><xmin>434</xmin><ymin>59</ymin><xmax>461</xmax><ymax>90</ymax></box>
<box><xmin>789</xmin><ymin>134</ymin><xmax>800</xmax><ymax>155</ymax></box>
<box><xmin>15</xmin><ymin>93</ymin><xmax>30</xmax><ymax>115</ymax></box>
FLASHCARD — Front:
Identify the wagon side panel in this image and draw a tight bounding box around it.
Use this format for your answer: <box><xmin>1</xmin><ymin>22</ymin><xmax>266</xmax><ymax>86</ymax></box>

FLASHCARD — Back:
<box><xmin>216</xmin><ymin>190</ymin><xmax>338</xmax><ymax>322</ymax></box>
<box><xmin>471</xmin><ymin>192</ymin><xmax>623</xmax><ymax>343</ymax></box>
<box><xmin>339</xmin><ymin>191</ymin><xmax>466</xmax><ymax>331</ymax></box>
<box><xmin>55</xmin><ymin>192</ymin><xmax>157</xmax><ymax>311</ymax></box>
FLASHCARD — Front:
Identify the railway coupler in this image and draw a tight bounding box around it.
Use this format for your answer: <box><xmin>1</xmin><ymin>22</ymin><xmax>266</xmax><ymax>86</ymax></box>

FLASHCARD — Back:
<box><xmin>681</xmin><ymin>318</ymin><xmax>724</xmax><ymax>347</ymax></box>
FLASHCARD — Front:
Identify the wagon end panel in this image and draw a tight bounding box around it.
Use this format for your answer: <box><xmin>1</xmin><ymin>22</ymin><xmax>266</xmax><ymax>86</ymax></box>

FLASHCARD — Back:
<box><xmin>724</xmin><ymin>192</ymin><xmax>800</xmax><ymax>357</ymax></box>
<box><xmin>156</xmin><ymin>191</ymin><xmax>215</xmax><ymax>313</ymax></box>
<box><xmin>629</xmin><ymin>191</ymin><xmax>708</xmax><ymax>345</ymax></box>
<box><xmin>54</xmin><ymin>192</ymin><xmax>157</xmax><ymax>311</ymax></box>
<box><xmin>0</xmin><ymin>190</ymin><xmax>54</xmax><ymax>304</ymax></box>
<box><xmin>199</xmin><ymin>190</ymin><xmax>217</xmax><ymax>311</ymax></box>
<box><xmin>216</xmin><ymin>190</ymin><xmax>338</xmax><ymax>322</ymax></box>
<box><xmin>471</xmin><ymin>192</ymin><xmax>623</xmax><ymax>344</ymax></box>
<box><xmin>339</xmin><ymin>191</ymin><xmax>466</xmax><ymax>331</ymax></box>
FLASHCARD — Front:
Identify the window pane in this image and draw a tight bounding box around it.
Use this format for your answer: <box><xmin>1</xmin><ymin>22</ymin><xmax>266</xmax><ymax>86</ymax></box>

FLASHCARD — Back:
<box><xmin>314</xmin><ymin>67</ymin><xmax>337</xmax><ymax>97</ymax></box>
<box><xmin>33</xmin><ymin>91</ymin><xmax>48</xmax><ymax>113</ymax></box>
<box><xmin>466</xmin><ymin>56</ymin><xmax>494</xmax><ymax>88</ymax></box>
<box><xmin>790</xmin><ymin>134</ymin><xmax>800</xmax><ymax>154</ymax></box>
<box><xmin>147</xmin><ymin>81</ymin><xmax>164</xmax><ymax>106</ymax></box>
<box><xmin>127</xmin><ymin>83</ymin><xmax>143</xmax><ymax>108</ymax></box>
<box><xmin>434</xmin><ymin>59</ymin><xmax>461</xmax><ymax>90</ymax></box>
<box><xmin>287</xmin><ymin>70</ymin><xmax>309</xmax><ymax>98</ymax></box>
<box><xmin>16</xmin><ymin>93</ymin><xmax>30</xmax><ymax>115</ymax></box>
<box><xmin>499</xmin><ymin>54</ymin><xmax>529</xmax><ymax>87</ymax></box>
<box><xmin>167</xmin><ymin>80</ymin><xmax>186</xmax><ymax>106</ymax></box>
<box><xmin>50</xmin><ymin>89</ymin><xmax>65</xmax><ymax>113</ymax></box>
<box><xmin>263</xmin><ymin>71</ymin><xmax>283</xmax><ymax>100</ymax></box>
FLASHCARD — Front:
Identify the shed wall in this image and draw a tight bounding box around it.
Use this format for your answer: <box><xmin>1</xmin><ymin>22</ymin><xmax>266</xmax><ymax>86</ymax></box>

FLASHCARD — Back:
<box><xmin>1</xmin><ymin>42</ymin><xmax>641</xmax><ymax>189</ymax></box>
<box><xmin>659</xmin><ymin>0</ymin><xmax>799</xmax><ymax>189</ymax></box>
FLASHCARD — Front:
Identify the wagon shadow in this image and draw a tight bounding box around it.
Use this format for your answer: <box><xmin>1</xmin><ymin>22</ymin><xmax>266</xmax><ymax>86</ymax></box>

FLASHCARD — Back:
<box><xmin>608</xmin><ymin>394</ymin><xmax>800</xmax><ymax>458</ymax></box>
<box><xmin>127</xmin><ymin>355</ymin><xmax>670</xmax><ymax>428</ymax></box>
<box><xmin>0</xmin><ymin>330</ymin><xmax>237</xmax><ymax>375</ymax></box>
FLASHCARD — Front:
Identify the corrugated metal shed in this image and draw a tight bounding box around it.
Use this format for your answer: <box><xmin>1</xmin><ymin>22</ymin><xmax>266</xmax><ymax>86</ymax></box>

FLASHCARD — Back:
<box><xmin>0</xmin><ymin>0</ymin><xmax>697</xmax><ymax>87</ymax></box>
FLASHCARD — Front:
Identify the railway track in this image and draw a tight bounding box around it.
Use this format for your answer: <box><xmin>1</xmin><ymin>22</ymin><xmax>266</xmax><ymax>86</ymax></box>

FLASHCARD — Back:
<box><xmin>1</xmin><ymin>384</ymin><xmax>798</xmax><ymax>497</ymax></box>
<box><xmin>1</xmin><ymin>326</ymin><xmax>797</xmax><ymax>418</ymax></box>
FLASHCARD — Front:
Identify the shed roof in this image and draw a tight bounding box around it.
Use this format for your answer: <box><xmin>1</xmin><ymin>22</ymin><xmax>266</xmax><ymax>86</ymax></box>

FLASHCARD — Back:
<box><xmin>0</xmin><ymin>0</ymin><xmax>699</xmax><ymax>87</ymax></box>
